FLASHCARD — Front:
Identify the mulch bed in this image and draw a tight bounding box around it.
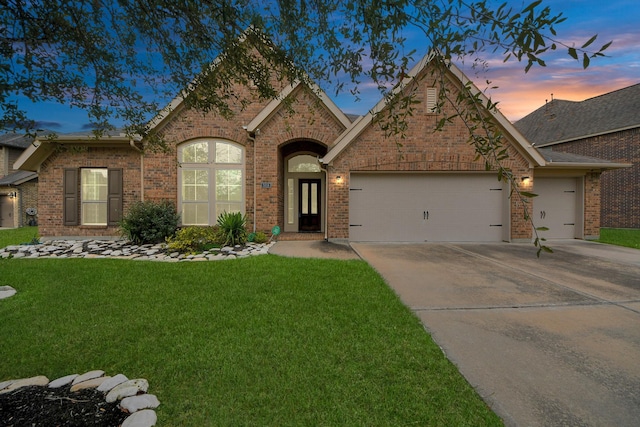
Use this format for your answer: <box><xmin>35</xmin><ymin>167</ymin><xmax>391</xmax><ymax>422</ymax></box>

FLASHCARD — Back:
<box><xmin>0</xmin><ymin>385</ymin><xmax>128</xmax><ymax>426</ymax></box>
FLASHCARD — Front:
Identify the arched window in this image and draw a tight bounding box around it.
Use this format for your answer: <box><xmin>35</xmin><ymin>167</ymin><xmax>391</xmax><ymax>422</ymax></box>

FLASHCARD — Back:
<box><xmin>178</xmin><ymin>139</ymin><xmax>244</xmax><ymax>225</ymax></box>
<box><xmin>288</xmin><ymin>154</ymin><xmax>321</xmax><ymax>173</ymax></box>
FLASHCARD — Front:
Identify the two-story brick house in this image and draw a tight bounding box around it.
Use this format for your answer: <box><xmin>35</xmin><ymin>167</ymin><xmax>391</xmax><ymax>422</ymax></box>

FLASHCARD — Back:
<box><xmin>515</xmin><ymin>84</ymin><xmax>639</xmax><ymax>229</ymax></box>
<box><xmin>0</xmin><ymin>133</ymin><xmax>38</xmax><ymax>228</ymax></box>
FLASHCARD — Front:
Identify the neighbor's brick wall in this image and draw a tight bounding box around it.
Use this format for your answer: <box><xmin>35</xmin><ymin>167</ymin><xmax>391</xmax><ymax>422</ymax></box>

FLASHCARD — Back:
<box><xmin>551</xmin><ymin>127</ymin><xmax>639</xmax><ymax>228</ymax></box>
<box><xmin>37</xmin><ymin>146</ymin><xmax>142</xmax><ymax>237</ymax></box>
<box><xmin>0</xmin><ymin>147</ymin><xmax>7</xmax><ymax>177</ymax></box>
<box><xmin>328</xmin><ymin>69</ymin><xmax>533</xmax><ymax>241</ymax></box>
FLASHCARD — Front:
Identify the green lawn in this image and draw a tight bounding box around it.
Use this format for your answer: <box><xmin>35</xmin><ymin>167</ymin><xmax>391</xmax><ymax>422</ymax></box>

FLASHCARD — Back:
<box><xmin>0</xmin><ymin>253</ymin><xmax>501</xmax><ymax>425</ymax></box>
<box><xmin>0</xmin><ymin>226</ymin><xmax>38</xmax><ymax>248</ymax></box>
<box><xmin>598</xmin><ymin>228</ymin><xmax>640</xmax><ymax>249</ymax></box>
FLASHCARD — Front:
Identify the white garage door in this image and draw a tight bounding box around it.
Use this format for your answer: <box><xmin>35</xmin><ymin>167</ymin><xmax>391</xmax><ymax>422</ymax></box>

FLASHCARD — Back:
<box><xmin>349</xmin><ymin>173</ymin><xmax>505</xmax><ymax>242</ymax></box>
<box><xmin>533</xmin><ymin>177</ymin><xmax>578</xmax><ymax>239</ymax></box>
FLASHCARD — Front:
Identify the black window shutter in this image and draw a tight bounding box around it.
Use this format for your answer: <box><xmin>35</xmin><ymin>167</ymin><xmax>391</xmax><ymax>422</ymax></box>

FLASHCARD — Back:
<box><xmin>108</xmin><ymin>169</ymin><xmax>123</xmax><ymax>226</ymax></box>
<box><xmin>63</xmin><ymin>169</ymin><xmax>79</xmax><ymax>226</ymax></box>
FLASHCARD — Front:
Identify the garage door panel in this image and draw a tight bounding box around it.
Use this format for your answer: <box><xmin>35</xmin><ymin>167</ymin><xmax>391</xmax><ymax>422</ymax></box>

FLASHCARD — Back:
<box><xmin>534</xmin><ymin>178</ymin><xmax>578</xmax><ymax>240</ymax></box>
<box><xmin>349</xmin><ymin>174</ymin><xmax>503</xmax><ymax>242</ymax></box>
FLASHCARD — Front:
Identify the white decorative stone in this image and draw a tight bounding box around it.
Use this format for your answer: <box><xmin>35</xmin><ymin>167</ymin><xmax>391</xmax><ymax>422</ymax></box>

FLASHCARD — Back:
<box><xmin>97</xmin><ymin>373</ymin><xmax>128</xmax><ymax>392</ymax></box>
<box><xmin>48</xmin><ymin>374</ymin><xmax>79</xmax><ymax>388</ymax></box>
<box><xmin>0</xmin><ymin>286</ymin><xmax>17</xmax><ymax>300</ymax></box>
<box><xmin>122</xmin><ymin>409</ymin><xmax>157</xmax><ymax>427</ymax></box>
<box><xmin>0</xmin><ymin>376</ymin><xmax>49</xmax><ymax>394</ymax></box>
<box><xmin>0</xmin><ymin>380</ymin><xmax>16</xmax><ymax>391</ymax></box>
<box><xmin>72</xmin><ymin>370</ymin><xmax>104</xmax><ymax>385</ymax></box>
<box><xmin>120</xmin><ymin>394</ymin><xmax>161</xmax><ymax>412</ymax></box>
<box><xmin>70</xmin><ymin>375</ymin><xmax>110</xmax><ymax>392</ymax></box>
<box><xmin>106</xmin><ymin>379</ymin><xmax>149</xmax><ymax>403</ymax></box>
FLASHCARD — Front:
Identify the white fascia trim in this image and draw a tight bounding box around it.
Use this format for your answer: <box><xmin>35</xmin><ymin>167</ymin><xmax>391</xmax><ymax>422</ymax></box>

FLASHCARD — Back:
<box><xmin>246</xmin><ymin>80</ymin><xmax>352</xmax><ymax>133</ymax></box>
<box><xmin>322</xmin><ymin>52</ymin><xmax>435</xmax><ymax>165</ymax></box>
<box><xmin>537</xmin><ymin>161</ymin><xmax>632</xmax><ymax>170</ymax></box>
<box><xmin>14</xmin><ymin>140</ymin><xmax>42</xmax><ymax>171</ymax></box>
<box><xmin>15</xmin><ymin>135</ymin><xmax>141</xmax><ymax>172</ymax></box>
<box><xmin>322</xmin><ymin>51</ymin><xmax>546</xmax><ymax>167</ymax></box>
<box><xmin>246</xmin><ymin>82</ymin><xmax>300</xmax><ymax>133</ymax></box>
<box><xmin>445</xmin><ymin>62</ymin><xmax>545</xmax><ymax>167</ymax></box>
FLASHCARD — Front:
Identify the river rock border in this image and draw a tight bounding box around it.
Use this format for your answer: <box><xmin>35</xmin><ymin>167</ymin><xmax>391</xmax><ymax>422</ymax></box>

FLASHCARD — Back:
<box><xmin>0</xmin><ymin>239</ymin><xmax>275</xmax><ymax>261</ymax></box>
<box><xmin>0</xmin><ymin>370</ymin><xmax>159</xmax><ymax>427</ymax></box>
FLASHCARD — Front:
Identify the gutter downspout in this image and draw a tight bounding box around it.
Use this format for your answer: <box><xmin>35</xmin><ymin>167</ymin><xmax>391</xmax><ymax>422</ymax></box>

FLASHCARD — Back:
<box><xmin>245</xmin><ymin>129</ymin><xmax>257</xmax><ymax>233</ymax></box>
<box><xmin>129</xmin><ymin>139</ymin><xmax>144</xmax><ymax>202</ymax></box>
<box><xmin>319</xmin><ymin>161</ymin><xmax>328</xmax><ymax>241</ymax></box>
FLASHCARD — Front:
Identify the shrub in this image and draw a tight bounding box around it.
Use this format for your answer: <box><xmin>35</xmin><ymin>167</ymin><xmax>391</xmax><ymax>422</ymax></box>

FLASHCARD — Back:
<box><xmin>216</xmin><ymin>211</ymin><xmax>247</xmax><ymax>246</ymax></box>
<box><xmin>119</xmin><ymin>201</ymin><xmax>180</xmax><ymax>244</ymax></box>
<box><xmin>253</xmin><ymin>231</ymin><xmax>268</xmax><ymax>244</ymax></box>
<box><xmin>166</xmin><ymin>226</ymin><xmax>219</xmax><ymax>254</ymax></box>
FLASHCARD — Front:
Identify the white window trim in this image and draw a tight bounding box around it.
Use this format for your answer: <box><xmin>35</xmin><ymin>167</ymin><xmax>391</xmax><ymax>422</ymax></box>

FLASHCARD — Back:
<box><xmin>178</xmin><ymin>139</ymin><xmax>245</xmax><ymax>226</ymax></box>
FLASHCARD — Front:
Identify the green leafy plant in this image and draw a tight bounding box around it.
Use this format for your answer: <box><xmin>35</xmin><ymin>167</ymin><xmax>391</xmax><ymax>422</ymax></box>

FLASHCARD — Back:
<box><xmin>216</xmin><ymin>211</ymin><xmax>247</xmax><ymax>246</ymax></box>
<box><xmin>166</xmin><ymin>226</ymin><xmax>219</xmax><ymax>254</ymax></box>
<box><xmin>253</xmin><ymin>231</ymin><xmax>268</xmax><ymax>244</ymax></box>
<box><xmin>119</xmin><ymin>201</ymin><xmax>180</xmax><ymax>244</ymax></box>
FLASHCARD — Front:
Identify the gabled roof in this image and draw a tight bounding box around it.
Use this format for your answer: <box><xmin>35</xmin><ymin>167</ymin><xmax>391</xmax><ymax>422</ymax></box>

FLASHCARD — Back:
<box><xmin>15</xmin><ymin>132</ymin><xmax>141</xmax><ymax>172</ymax></box>
<box><xmin>245</xmin><ymin>81</ymin><xmax>353</xmax><ymax>133</ymax></box>
<box><xmin>0</xmin><ymin>170</ymin><xmax>38</xmax><ymax>186</ymax></box>
<box><xmin>321</xmin><ymin>51</ymin><xmax>546</xmax><ymax>167</ymax></box>
<box><xmin>0</xmin><ymin>131</ymin><xmax>54</xmax><ymax>149</ymax></box>
<box><xmin>514</xmin><ymin>83</ymin><xmax>640</xmax><ymax>146</ymax></box>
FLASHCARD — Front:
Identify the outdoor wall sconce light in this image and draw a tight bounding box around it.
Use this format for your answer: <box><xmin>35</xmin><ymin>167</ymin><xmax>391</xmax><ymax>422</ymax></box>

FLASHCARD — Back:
<box><xmin>336</xmin><ymin>175</ymin><xmax>343</xmax><ymax>184</ymax></box>
<box><xmin>521</xmin><ymin>176</ymin><xmax>531</xmax><ymax>185</ymax></box>
<box><xmin>8</xmin><ymin>191</ymin><xmax>17</xmax><ymax>198</ymax></box>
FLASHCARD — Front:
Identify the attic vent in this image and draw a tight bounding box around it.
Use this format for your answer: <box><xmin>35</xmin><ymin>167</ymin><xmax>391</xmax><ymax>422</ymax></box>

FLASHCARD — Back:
<box><xmin>426</xmin><ymin>87</ymin><xmax>438</xmax><ymax>113</ymax></box>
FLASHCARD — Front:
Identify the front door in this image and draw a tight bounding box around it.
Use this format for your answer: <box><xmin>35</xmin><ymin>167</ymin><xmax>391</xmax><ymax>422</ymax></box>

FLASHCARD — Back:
<box><xmin>299</xmin><ymin>179</ymin><xmax>321</xmax><ymax>232</ymax></box>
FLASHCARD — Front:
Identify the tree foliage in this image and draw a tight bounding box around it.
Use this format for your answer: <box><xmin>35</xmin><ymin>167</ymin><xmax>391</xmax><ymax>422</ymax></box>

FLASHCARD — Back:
<box><xmin>2</xmin><ymin>0</ymin><xmax>610</xmax><ymax>135</ymax></box>
<box><xmin>1</xmin><ymin>0</ymin><xmax>611</xmax><ymax>255</ymax></box>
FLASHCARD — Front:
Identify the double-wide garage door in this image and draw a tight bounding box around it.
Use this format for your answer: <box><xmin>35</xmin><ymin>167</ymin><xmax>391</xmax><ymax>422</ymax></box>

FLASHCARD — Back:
<box><xmin>349</xmin><ymin>173</ymin><xmax>505</xmax><ymax>242</ymax></box>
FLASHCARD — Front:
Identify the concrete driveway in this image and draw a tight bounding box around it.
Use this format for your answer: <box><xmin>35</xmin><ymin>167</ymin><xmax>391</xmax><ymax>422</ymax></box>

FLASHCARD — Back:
<box><xmin>351</xmin><ymin>240</ymin><xmax>640</xmax><ymax>427</ymax></box>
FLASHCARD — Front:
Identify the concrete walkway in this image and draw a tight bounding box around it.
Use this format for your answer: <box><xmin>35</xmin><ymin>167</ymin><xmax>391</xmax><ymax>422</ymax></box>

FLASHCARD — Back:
<box><xmin>269</xmin><ymin>240</ymin><xmax>360</xmax><ymax>260</ymax></box>
<box><xmin>352</xmin><ymin>240</ymin><xmax>640</xmax><ymax>426</ymax></box>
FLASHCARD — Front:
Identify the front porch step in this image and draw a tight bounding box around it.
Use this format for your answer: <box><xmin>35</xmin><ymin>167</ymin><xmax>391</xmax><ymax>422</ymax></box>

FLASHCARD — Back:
<box><xmin>277</xmin><ymin>232</ymin><xmax>325</xmax><ymax>241</ymax></box>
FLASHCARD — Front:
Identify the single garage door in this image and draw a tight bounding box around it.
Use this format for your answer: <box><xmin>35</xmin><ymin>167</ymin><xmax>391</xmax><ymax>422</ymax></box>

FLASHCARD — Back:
<box><xmin>533</xmin><ymin>177</ymin><xmax>579</xmax><ymax>239</ymax></box>
<box><xmin>349</xmin><ymin>173</ymin><xmax>505</xmax><ymax>242</ymax></box>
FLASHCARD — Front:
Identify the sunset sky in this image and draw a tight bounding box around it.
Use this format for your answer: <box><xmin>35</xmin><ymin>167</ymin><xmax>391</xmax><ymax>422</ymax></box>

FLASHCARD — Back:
<box><xmin>336</xmin><ymin>0</ymin><xmax>640</xmax><ymax>122</ymax></box>
<box><xmin>16</xmin><ymin>0</ymin><xmax>640</xmax><ymax>131</ymax></box>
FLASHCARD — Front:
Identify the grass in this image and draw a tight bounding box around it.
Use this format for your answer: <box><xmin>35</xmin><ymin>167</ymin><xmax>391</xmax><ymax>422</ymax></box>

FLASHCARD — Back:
<box><xmin>598</xmin><ymin>228</ymin><xmax>640</xmax><ymax>249</ymax></box>
<box><xmin>0</xmin><ymin>226</ymin><xmax>39</xmax><ymax>248</ymax></box>
<box><xmin>0</xmin><ymin>254</ymin><xmax>502</xmax><ymax>426</ymax></box>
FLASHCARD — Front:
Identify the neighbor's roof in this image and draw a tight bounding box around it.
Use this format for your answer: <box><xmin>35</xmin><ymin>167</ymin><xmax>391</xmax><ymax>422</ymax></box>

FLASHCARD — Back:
<box><xmin>536</xmin><ymin>148</ymin><xmax>631</xmax><ymax>170</ymax></box>
<box><xmin>514</xmin><ymin>83</ymin><xmax>640</xmax><ymax>146</ymax></box>
<box><xmin>0</xmin><ymin>170</ymin><xmax>38</xmax><ymax>186</ymax></box>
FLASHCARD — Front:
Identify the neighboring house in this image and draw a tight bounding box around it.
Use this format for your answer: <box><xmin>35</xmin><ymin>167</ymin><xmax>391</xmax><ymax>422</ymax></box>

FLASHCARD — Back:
<box><xmin>15</xmin><ymin>48</ymin><xmax>627</xmax><ymax>242</ymax></box>
<box><xmin>0</xmin><ymin>133</ymin><xmax>38</xmax><ymax>228</ymax></box>
<box><xmin>515</xmin><ymin>84</ymin><xmax>640</xmax><ymax>229</ymax></box>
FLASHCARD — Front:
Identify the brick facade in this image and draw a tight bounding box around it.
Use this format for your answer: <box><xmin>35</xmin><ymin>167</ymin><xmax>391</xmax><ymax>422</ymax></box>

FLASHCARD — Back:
<box><xmin>550</xmin><ymin>128</ymin><xmax>639</xmax><ymax>228</ymax></box>
<box><xmin>328</xmin><ymin>70</ymin><xmax>533</xmax><ymax>241</ymax></box>
<box><xmin>27</xmin><ymin>56</ymin><xmax>605</xmax><ymax>242</ymax></box>
<box><xmin>37</xmin><ymin>146</ymin><xmax>142</xmax><ymax>237</ymax></box>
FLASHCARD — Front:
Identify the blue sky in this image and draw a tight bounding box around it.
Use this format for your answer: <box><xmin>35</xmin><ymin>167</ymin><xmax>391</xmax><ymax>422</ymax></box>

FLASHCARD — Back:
<box><xmin>19</xmin><ymin>0</ymin><xmax>640</xmax><ymax>132</ymax></box>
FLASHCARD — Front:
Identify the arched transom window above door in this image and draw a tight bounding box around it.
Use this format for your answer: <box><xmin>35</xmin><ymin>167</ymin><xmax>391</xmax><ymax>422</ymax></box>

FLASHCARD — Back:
<box><xmin>288</xmin><ymin>154</ymin><xmax>321</xmax><ymax>173</ymax></box>
<box><xmin>178</xmin><ymin>139</ymin><xmax>244</xmax><ymax>225</ymax></box>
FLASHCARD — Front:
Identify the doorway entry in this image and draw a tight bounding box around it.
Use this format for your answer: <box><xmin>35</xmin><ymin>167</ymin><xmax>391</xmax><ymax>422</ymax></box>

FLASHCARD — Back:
<box><xmin>298</xmin><ymin>179</ymin><xmax>321</xmax><ymax>232</ymax></box>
